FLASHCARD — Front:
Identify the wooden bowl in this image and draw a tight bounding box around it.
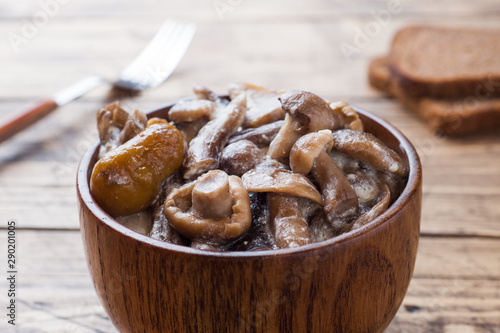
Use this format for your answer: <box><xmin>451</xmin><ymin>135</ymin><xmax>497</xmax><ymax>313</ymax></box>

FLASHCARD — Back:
<box><xmin>77</xmin><ymin>101</ymin><xmax>422</xmax><ymax>333</ymax></box>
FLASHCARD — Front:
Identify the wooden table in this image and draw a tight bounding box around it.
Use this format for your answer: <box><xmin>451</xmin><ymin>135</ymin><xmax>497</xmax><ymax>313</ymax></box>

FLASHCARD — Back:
<box><xmin>1</xmin><ymin>1</ymin><xmax>499</xmax><ymax>332</ymax></box>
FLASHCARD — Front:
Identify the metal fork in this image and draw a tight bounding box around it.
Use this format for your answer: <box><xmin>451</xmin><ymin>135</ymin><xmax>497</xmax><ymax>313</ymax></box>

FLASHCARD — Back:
<box><xmin>0</xmin><ymin>19</ymin><xmax>196</xmax><ymax>143</ymax></box>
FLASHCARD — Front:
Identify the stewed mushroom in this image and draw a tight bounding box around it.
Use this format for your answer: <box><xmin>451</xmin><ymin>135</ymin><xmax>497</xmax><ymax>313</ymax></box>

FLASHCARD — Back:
<box><xmin>164</xmin><ymin>170</ymin><xmax>252</xmax><ymax>250</ymax></box>
<box><xmin>290</xmin><ymin>130</ymin><xmax>359</xmax><ymax>232</ymax></box>
<box><xmin>90</xmin><ymin>83</ymin><xmax>408</xmax><ymax>251</ymax></box>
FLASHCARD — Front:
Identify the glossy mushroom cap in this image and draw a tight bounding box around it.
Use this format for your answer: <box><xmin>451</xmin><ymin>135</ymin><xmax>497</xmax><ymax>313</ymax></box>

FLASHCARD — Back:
<box><xmin>164</xmin><ymin>170</ymin><xmax>251</xmax><ymax>243</ymax></box>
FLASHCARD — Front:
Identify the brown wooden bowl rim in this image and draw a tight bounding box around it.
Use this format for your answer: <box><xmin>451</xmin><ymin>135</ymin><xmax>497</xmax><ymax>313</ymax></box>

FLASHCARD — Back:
<box><xmin>77</xmin><ymin>99</ymin><xmax>422</xmax><ymax>258</ymax></box>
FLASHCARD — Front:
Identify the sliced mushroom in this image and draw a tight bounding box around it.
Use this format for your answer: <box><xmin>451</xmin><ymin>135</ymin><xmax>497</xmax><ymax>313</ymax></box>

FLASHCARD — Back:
<box><xmin>243</xmin><ymin>162</ymin><xmax>321</xmax><ymax>249</ymax></box>
<box><xmin>377</xmin><ymin>170</ymin><xmax>406</xmax><ymax>203</ymax></box>
<box><xmin>351</xmin><ymin>184</ymin><xmax>391</xmax><ymax>230</ymax></box>
<box><xmin>265</xmin><ymin>115</ymin><xmax>303</xmax><ymax>162</ymax></box>
<box><xmin>164</xmin><ymin>170</ymin><xmax>251</xmax><ymax>244</ymax></box>
<box><xmin>267</xmin><ymin>90</ymin><xmax>343</xmax><ymax>160</ymax></box>
<box><xmin>169</xmin><ymin>87</ymin><xmax>226</xmax><ymax>144</ymax></box>
<box><xmin>183</xmin><ymin>94</ymin><xmax>247</xmax><ymax>180</ymax></box>
<box><xmin>119</xmin><ymin>109</ymin><xmax>148</xmax><ymax>144</ymax></box>
<box><xmin>176</xmin><ymin>119</ymin><xmax>208</xmax><ymax>144</ymax></box>
<box><xmin>220</xmin><ymin>140</ymin><xmax>266</xmax><ymax>177</ymax></box>
<box><xmin>228</xmin><ymin>120</ymin><xmax>284</xmax><ymax>148</ymax></box>
<box><xmin>331</xmin><ymin>129</ymin><xmax>408</xmax><ymax>177</ymax></box>
<box><xmin>97</xmin><ymin>102</ymin><xmax>127</xmax><ymax>141</ymax></box>
<box><xmin>289</xmin><ymin>129</ymin><xmax>334</xmax><ymax>175</ymax></box>
<box><xmin>242</xmin><ymin>161</ymin><xmax>323</xmax><ymax>205</ymax></box>
<box><xmin>328</xmin><ymin>101</ymin><xmax>364</xmax><ymax>131</ymax></box>
<box><xmin>193</xmin><ymin>84</ymin><xmax>229</xmax><ymax>106</ymax></box>
<box><xmin>220</xmin><ymin>142</ymin><xmax>279</xmax><ymax>251</ymax></box>
<box><xmin>290</xmin><ymin>130</ymin><xmax>359</xmax><ymax>230</ymax></box>
<box><xmin>168</xmin><ymin>99</ymin><xmax>217</xmax><ymax>123</ymax></box>
<box><xmin>96</xmin><ymin>102</ymin><xmax>147</xmax><ymax>158</ymax></box>
<box><xmin>268</xmin><ymin>193</ymin><xmax>312</xmax><ymax>249</ymax></box>
<box><xmin>228</xmin><ymin>82</ymin><xmax>285</xmax><ymax>128</ymax></box>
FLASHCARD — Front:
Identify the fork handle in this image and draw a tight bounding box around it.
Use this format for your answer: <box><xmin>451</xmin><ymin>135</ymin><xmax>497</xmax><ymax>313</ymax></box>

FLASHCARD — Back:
<box><xmin>0</xmin><ymin>99</ymin><xmax>58</xmax><ymax>143</ymax></box>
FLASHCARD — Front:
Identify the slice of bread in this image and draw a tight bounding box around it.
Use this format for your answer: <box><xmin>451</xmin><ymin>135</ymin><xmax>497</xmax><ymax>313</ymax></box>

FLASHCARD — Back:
<box><xmin>389</xmin><ymin>26</ymin><xmax>500</xmax><ymax>99</ymax></box>
<box><xmin>369</xmin><ymin>56</ymin><xmax>500</xmax><ymax>135</ymax></box>
<box><xmin>368</xmin><ymin>56</ymin><xmax>394</xmax><ymax>95</ymax></box>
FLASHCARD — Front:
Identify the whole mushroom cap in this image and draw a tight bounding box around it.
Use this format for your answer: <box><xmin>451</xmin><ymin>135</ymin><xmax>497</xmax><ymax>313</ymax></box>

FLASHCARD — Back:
<box><xmin>164</xmin><ymin>170</ymin><xmax>252</xmax><ymax>243</ymax></box>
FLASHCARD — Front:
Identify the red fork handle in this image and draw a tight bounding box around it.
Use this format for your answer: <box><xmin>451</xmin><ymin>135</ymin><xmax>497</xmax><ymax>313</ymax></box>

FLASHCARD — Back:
<box><xmin>0</xmin><ymin>99</ymin><xmax>58</xmax><ymax>143</ymax></box>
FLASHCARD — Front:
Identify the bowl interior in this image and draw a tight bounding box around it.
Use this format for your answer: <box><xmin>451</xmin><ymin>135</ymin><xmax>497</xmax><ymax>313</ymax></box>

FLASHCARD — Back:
<box><xmin>77</xmin><ymin>100</ymin><xmax>420</xmax><ymax>257</ymax></box>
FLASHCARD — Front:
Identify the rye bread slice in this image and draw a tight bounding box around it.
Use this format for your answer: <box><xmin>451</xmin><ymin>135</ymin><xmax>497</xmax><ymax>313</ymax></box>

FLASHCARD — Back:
<box><xmin>368</xmin><ymin>56</ymin><xmax>394</xmax><ymax>95</ymax></box>
<box><xmin>389</xmin><ymin>26</ymin><xmax>500</xmax><ymax>99</ymax></box>
<box><xmin>369</xmin><ymin>56</ymin><xmax>500</xmax><ymax>135</ymax></box>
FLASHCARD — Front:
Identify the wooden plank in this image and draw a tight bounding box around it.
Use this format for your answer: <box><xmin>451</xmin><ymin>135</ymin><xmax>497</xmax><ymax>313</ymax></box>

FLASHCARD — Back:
<box><xmin>2</xmin><ymin>99</ymin><xmax>500</xmax><ymax>234</ymax></box>
<box><xmin>415</xmin><ymin>237</ymin><xmax>500</xmax><ymax>279</ymax></box>
<box><xmin>0</xmin><ymin>0</ymin><xmax>498</xmax><ymax>332</ymax></box>
<box><xmin>1</xmin><ymin>275</ymin><xmax>115</xmax><ymax>333</ymax></box>
<box><xmin>387</xmin><ymin>278</ymin><xmax>500</xmax><ymax>333</ymax></box>
<box><xmin>2</xmin><ymin>16</ymin><xmax>500</xmax><ymax>100</ymax></box>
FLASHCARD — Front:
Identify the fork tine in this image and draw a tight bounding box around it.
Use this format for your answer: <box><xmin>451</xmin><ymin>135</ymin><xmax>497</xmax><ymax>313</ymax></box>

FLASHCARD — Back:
<box><xmin>118</xmin><ymin>24</ymin><xmax>187</xmax><ymax>89</ymax></box>
<box><xmin>129</xmin><ymin>23</ymin><xmax>186</xmax><ymax>78</ymax></box>
<box><xmin>117</xmin><ymin>20</ymin><xmax>196</xmax><ymax>90</ymax></box>
<box><xmin>138</xmin><ymin>23</ymin><xmax>196</xmax><ymax>88</ymax></box>
<box><xmin>118</xmin><ymin>20</ymin><xmax>178</xmax><ymax>80</ymax></box>
<box><xmin>159</xmin><ymin>24</ymin><xmax>197</xmax><ymax>76</ymax></box>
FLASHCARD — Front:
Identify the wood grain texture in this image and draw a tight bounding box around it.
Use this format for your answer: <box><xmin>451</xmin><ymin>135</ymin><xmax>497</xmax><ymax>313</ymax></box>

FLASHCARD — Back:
<box><xmin>0</xmin><ymin>0</ymin><xmax>499</xmax><ymax>331</ymax></box>
<box><xmin>0</xmin><ymin>231</ymin><xmax>497</xmax><ymax>332</ymax></box>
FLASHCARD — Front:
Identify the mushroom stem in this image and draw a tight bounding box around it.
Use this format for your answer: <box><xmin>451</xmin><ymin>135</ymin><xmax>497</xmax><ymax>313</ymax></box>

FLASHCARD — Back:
<box><xmin>268</xmin><ymin>193</ymin><xmax>312</xmax><ymax>249</ymax></box>
<box><xmin>267</xmin><ymin>114</ymin><xmax>302</xmax><ymax>161</ymax></box>
<box><xmin>331</xmin><ymin>129</ymin><xmax>407</xmax><ymax>177</ymax></box>
<box><xmin>311</xmin><ymin>150</ymin><xmax>359</xmax><ymax>228</ymax></box>
<box><xmin>183</xmin><ymin>93</ymin><xmax>247</xmax><ymax>180</ymax></box>
<box><xmin>228</xmin><ymin>82</ymin><xmax>285</xmax><ymax>128</ymax></box>
<box><xmin>96</xmin><ymin>102</ymin><xmax>147</xmax><ymax>158</ymax></box>
<box><xmin>289</xmin><ymin>131</ymin><xmax>359</xmax><ymax>230</ymax></box>
<box><xmin>168</xmin><ymin>99</ymin><xmax>216</xmax><ymax>123</ymax></box>
<box><xmin>164</xmin><ymin>172</ymin><xmax>251</xmax><ymax>243</ymax></box>
<box><xmin>192</xmin><ymin>170</ymin><xmax>233</xmax><ymax>219</ymax></box>
<box><xmin>228</xmin><ymin>120</ymin><xmax>284</xmax><ymax>148</ymax></box>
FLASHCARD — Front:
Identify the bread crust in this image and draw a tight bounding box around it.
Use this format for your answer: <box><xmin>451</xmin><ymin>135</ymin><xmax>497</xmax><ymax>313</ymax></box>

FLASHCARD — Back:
<box><xmin>369</xmin><ymin>56</ymin><xmax>500</xmax><ymax>136</ymax></box>
<box><xmin>388</xmin><ymin>26</ymin><xmax>500</xmax><ymax>99</ymax></box>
